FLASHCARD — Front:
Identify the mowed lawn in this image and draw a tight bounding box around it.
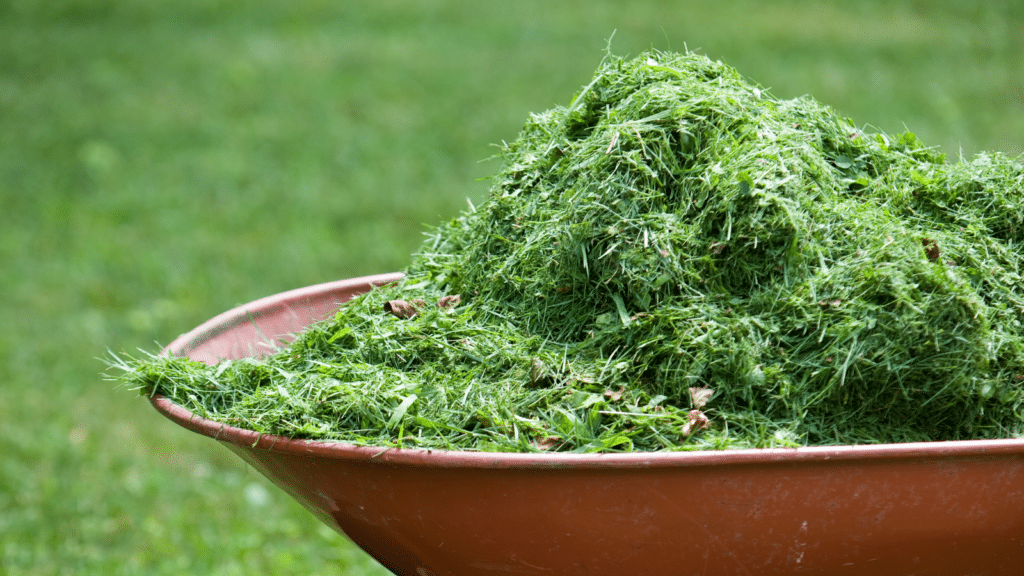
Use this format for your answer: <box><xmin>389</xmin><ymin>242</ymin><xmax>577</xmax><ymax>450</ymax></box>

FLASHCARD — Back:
<box><xmin>1</xmin><ymin>1</ymin><xmax>1020</xmax><ymax>573</ymax></box>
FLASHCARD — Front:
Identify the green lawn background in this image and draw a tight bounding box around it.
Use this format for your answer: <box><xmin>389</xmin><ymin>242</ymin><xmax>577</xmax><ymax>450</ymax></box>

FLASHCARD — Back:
<box><xmin>1</xmin><ymin>1</ymin><xmax>1020</xmax><ymax>574</ymax></box>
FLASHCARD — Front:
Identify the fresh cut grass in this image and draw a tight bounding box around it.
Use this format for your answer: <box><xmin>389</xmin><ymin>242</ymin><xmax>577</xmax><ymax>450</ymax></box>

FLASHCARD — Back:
<box><xmin>116</xmin><ymin>48</ymin><xmax>1024</xmax><ymax>453</ymax></box>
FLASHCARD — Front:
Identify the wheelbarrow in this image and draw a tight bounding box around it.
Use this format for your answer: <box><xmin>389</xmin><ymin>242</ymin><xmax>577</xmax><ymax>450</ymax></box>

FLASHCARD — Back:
<box><xmin>150</xmin><ymin>273</ymin><xmax>1024</xmax><ymax>575</ymax></box>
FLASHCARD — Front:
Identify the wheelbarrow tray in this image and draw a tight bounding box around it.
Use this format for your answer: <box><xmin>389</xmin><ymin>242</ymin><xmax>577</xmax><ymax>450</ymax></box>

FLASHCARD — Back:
<box><xmin>151</xmin><ymin>273</ymin><xmax>1024</xmax><ymax>575</ymax></box>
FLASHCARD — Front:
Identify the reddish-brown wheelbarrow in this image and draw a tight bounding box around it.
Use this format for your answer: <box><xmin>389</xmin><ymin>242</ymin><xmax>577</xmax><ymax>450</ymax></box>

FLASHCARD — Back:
<box><xmin>151</xmin><ymin>273</ymin><xmax>1024</xmax><ymax>575</ymax></box>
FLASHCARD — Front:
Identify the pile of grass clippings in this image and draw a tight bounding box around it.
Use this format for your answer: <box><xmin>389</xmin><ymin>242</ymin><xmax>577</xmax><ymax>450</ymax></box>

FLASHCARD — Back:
<box><xmin>112</xmin><ymin>49</ymin><xmax>1024</xmax><ymax>452</ymax></box>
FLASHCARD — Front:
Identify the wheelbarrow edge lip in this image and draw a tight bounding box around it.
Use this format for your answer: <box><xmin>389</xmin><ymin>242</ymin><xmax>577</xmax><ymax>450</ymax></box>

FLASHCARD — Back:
<box><xmin>148</xmin><ymin>396</ymin><xmax>1024</xmax><ymax>469</ymax></box>
<box><xmin>150</xmin><ymin>273</ymin><xmax>1024</xmax><ymax>470</ymax></box>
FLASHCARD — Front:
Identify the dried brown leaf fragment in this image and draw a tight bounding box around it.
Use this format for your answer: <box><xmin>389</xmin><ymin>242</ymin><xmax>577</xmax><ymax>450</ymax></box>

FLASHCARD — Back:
<box><xmin>688</xmin><ymin>387</ymin><xmax>714</xmax><ymax>408</ymax></box>
<box><xmin>437</xmin><ymin>294</ymin><xmax>462</xmax><ymax>310</ymax></box>
<box><xmin>681</xmin><ymin>410</ymin><xmax>710</xmax><ymax>436</ymax></box>
<box><xmin>922</xmin><ymin>238</ymin><xmax>940</xmax><ymax>263</ymax></box>
<box><xmin>534</xmin><ymin>436</ymin><xmax>562</xmax><ymax>451</ymax></box>
<box><xmin>604</xmin><ymin>388</ymin><xmax>625</xmax><ymax>402</ymax></box>
<box><xmin>384</xmin><ymin>299</ymin><xmax>426</xmax><ymax>319</ymax></box>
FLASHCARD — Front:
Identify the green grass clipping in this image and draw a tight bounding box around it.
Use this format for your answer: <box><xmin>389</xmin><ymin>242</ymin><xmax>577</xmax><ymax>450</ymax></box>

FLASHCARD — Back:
<box><xmin>112</xmin><ymin>49</ymin><xmax>1024</xmax><ymax>452</ymax></box>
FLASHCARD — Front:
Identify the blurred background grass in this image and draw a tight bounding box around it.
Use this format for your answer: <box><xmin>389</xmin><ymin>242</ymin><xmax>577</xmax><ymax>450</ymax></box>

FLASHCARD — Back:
<box><xmin>0</xmin><ymin>0</ymin><xmax>1020</xmax><ymax>573</ymax></box>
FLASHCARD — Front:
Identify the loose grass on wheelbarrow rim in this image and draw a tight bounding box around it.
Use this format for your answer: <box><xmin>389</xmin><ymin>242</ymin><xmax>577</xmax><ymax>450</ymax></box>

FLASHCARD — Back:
<box><xmin>111</xmin><ymin>48</ymin><xmax>1024</xmax><ymax>452</ymax></box>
